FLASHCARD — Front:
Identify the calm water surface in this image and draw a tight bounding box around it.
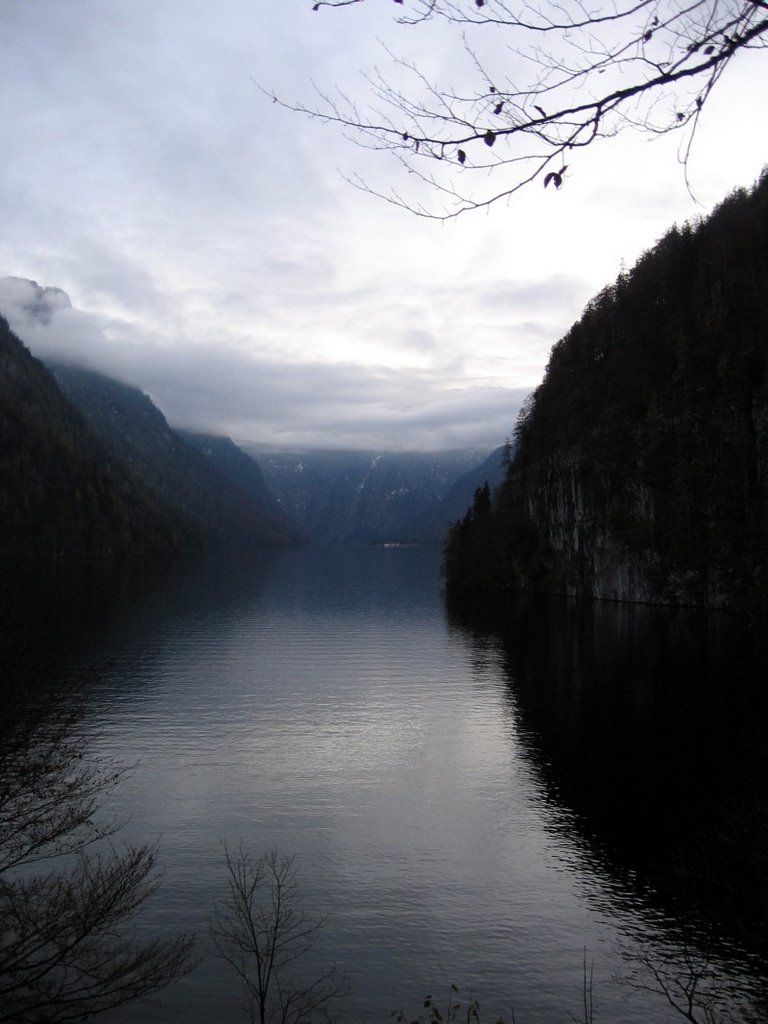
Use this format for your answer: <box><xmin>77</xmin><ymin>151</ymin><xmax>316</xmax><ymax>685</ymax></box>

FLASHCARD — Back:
<box><xmin>35</xmin><ymin>546</ymin><xmax>768</xmax><ymax>1023</ymax></box>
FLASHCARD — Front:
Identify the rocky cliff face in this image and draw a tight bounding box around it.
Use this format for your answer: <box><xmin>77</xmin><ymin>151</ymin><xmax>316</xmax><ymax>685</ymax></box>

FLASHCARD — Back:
<box><xmin>445</xmin><ymin>171</ymin><xmax>768</xmax><ymax>610</ymax></box>
<box><xmin>521</xmin><ymin>449</ymin><xmax>661</xmax><ymax>604</ymax></box>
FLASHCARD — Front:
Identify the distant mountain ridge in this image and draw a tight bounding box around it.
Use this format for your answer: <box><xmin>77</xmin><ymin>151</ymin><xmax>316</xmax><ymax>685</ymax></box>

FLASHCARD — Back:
<box><xmin>429</xmin><ymin>445</ymin><xmax>507</xmax><ymax>536</ymax></box>
<box><xmin>50</xmin><ymin>364</ymin><xmax>302</xmax><ymax>548</ymax></box>
<box><xmin>1</xmin><ymin>275</ymin><xmax>507</xmax><ymax>556</ymax></box>
<box><xmin>254</xmin><ymin>448</ymin><xmax>503</xmax><ymax>544</ymax></box>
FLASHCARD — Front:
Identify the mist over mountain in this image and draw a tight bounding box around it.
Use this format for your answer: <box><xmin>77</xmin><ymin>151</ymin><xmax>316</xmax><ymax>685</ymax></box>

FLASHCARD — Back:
<box><xmin>1</xmin><ymin>276</ymin><xmax>508</xmax><ymax>554</ymax></box>
<box><xmin>0</xmin><ymin>276</ymin><xmax>527</xmax><ymax>455</ymax></box>
<box><xmin>50</xmin><ymin>364</ymin><xmax>302</xmax><ymax>548</ymax></box>
<box><xmin>0</xmin><ymin>277</ymin><xmax>72</xmax><ymax>325</ymax></box>
<box><xmin>0</xmin><ymin>316</ymin><xmax>193</xmax><ymax>562</ymax></box>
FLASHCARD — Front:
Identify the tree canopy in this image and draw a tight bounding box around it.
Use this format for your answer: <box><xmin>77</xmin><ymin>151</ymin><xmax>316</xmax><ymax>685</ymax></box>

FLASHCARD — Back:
<box><xmin>282</xmin><ymin>0</ymin><xmax>768</xmax><ymax>216</ymax></box>
<box><xmin>444</xmin><ymin>171</ymin><xmax>768</xmax><ymax>607</ymax></box>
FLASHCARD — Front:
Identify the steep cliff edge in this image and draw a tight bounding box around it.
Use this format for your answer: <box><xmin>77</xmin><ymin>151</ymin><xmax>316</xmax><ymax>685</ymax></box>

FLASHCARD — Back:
<box><xmin>445</xmin><ymin>171</ymin><xmax>768</xmax><ymax>610</ymax></box>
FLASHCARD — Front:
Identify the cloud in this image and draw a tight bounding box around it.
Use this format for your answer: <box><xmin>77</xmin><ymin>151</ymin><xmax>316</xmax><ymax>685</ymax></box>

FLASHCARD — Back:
<box><xmin>164</xmin><ymin>358</ymin><xmax>527</xmax><ymax>451</ymax></box>
<box><xmin>477</xmin><ymin>274</ymin><xmax>590</xmax><ymax>314</ymax></box>
<box><xmin>1</xmin><ymin>0</ymin><xmax>764</xmax><ymax>458</ymax></box>
<box><xmin>0</xmin><ymin>277</ymin><xmax>523</xmax><ymax>451</ymax></box>
<box><xmin>0</xmin><ymin>277</ymin><xmax>71</xmax><ymax>325</ymax></box>
<box><xmin>0</xmin><ymin>278</ymin><xmax>123</xmax><ymax>374</ymax></box>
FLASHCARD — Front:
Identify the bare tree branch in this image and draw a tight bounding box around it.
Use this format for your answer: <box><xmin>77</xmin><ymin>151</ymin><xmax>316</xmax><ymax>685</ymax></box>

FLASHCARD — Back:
<box><xmin>273</xmin><ymin>0</ymin><xmax>768</xmax><ymax>216</ymax></box>
<box><xmin>0</xmin><ymin>698</ymin><xmax>195</xmax><ymax>1022</ymax></box>
<box><xmin>619</xmin><ymin>939</ymin><xmax>755</xmax><ymax>1023</ymax></box>
<box><xmin>210</xmin><ymin>846</ymin><xmax>346</xmax><ymax>1024</ymax></box>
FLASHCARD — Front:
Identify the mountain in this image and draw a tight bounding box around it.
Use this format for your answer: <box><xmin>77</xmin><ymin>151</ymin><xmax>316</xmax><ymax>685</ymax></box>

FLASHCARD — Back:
<box><xmin>0</xmin><ymin>316</ymin><xmax>193</xmax><ymax>562</ymax></box>
<box><xmin>50</xmin><ymin>365</ymin><xmax>302</xmax><ymax>548</ymax></box>
<box><xmin>253</xmin><ymin>448</ymin><xmax>494</xmax><ymax>544</ymax></box>
<box><xmin>445</xmin><ymin>171</ymin><xmax>768</xmax><ymax>610</ymax></box>
<box><xmin>177</xmin><ymin>430</ymin><xmax>303</xmax><ymax>539</ymax></box>
<box><xmin>0</xmin><ymin>276</ymin><xmax>72</xmax><ymax>323</ymax></box>
<box><xmin>429</xmin><ymin>445</ymin><xmax>508</xmax><ymax>537</ymax></box>
<box><xmin>2</xmin><ymin>276</ymin><xmax>499</xmax><ymax>551</ymax></box>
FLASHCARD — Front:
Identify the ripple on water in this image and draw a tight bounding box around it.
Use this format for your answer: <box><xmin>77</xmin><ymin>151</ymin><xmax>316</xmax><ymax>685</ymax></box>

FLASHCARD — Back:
<box><xmin>53</xmin><ymin>547</ymin><xmax>767</xmax><ymax>1024</ymax></box>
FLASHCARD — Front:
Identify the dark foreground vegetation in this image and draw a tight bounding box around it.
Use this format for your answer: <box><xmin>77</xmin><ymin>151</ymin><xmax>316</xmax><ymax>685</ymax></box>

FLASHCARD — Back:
<box><xmin>445</xmin><ymin>171</ymin><xmax>768</xmax><ymax>610</ymax></box>
<box><xmin>0</xmin><ymin>693</ymin><xmax>195</xmax><ymax>1023</ymax></box>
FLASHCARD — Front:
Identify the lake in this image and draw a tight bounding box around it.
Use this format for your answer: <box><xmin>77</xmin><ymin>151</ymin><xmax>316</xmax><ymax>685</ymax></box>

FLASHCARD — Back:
<box><xmin>10</xmin><ymin>545</ymin><xmax>768</xmax><ymax>1023</ymax></box>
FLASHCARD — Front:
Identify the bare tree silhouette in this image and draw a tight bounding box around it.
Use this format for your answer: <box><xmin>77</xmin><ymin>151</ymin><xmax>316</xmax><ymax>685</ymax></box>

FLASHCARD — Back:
<box><xmin>211</xmin><ymin>846</ymin><xmax>346</xmax><ymax>1024</ymax></box>
<box><xmin>273</xmin><ymin>0</ymin><xmax>768</xmax><ymax>217</ymax></box>
<box><xmin>0</xmin><ymin>698</ymin><xmax>195</xmax><ymax>1023</ymax></box>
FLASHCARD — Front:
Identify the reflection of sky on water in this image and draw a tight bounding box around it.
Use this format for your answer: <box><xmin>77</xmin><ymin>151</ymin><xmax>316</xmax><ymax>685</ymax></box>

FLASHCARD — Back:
<box><xmin>40</xmin><ymin>547</ymin><xmax>766</xmax><ymax>1024</ymax></box>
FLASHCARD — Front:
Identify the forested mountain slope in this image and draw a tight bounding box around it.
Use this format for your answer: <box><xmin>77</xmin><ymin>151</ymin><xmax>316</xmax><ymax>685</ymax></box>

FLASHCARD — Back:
<box><xmin>0</xmin><ymin>317</ymin><xmax>192</xmax><ymax>561</ymax></box>
<box><xmin>177</xmin><ymin>430</ymin><xmax>302</xmax><ymax>539</ymax></box>
<box><xmin>50</xmin><ymin>365</ymin><xmax>302</xmax><ymax>547</ymax></box>
<box><xmin>429</xmin><ymin>445</ymin><xmax>507</xmax><ymax>538</ymax></box>
<box><xmin>445</xmin><ymin>171</ymin><xmax>768</xmax><ymax>610</ymax></box>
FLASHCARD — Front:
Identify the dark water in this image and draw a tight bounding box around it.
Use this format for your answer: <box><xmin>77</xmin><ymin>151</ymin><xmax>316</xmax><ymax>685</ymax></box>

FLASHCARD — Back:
<box><xmin>8</xmin><ymin>546</ymin><xmax>768</xmax><ymax>1023</ymax></box>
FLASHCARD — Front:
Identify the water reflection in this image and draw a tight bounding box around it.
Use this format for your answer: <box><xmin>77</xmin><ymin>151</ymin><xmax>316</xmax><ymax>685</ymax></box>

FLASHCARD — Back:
<box><xmin>446</xmin><ymin>590</ymin><xmax>768</xmax><ymax>1008</ymax></box>
<box><xmin>7</xmin><ymin>548</ymin><xmax>768</xmax><ymax>1023</ymax></box>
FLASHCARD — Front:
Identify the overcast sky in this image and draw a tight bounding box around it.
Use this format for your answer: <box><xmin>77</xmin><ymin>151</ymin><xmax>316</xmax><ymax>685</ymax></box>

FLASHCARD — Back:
<box><xmin>0</xmin><ymin>1</ymin><xmax>765</xmax><ymax>451</ymax></box>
